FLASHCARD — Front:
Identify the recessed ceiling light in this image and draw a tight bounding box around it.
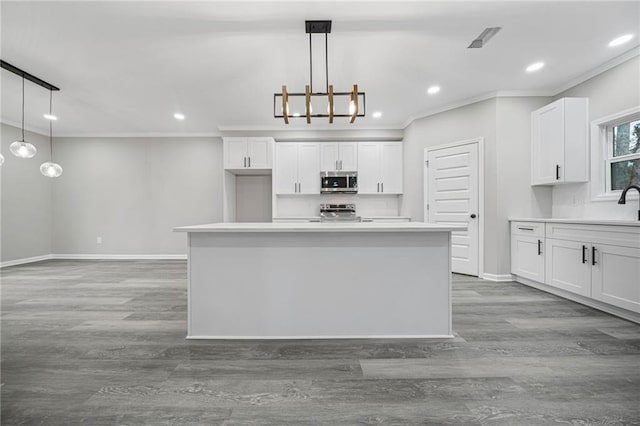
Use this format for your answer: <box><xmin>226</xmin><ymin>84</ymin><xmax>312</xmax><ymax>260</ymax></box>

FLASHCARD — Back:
<box><xmin>526</xmin><ymin>62</ymin><xmax>545</xmax><ymax>72</ymax></box>
<box><xmin>427</xmin><ymin>86</ymin><xmax>440</xmax><ymax>95</ymax></box>
<box><xmin>174</xmin><ymin>113</ymin><xmax>185</xmax><ymax>120</ymax></box>
<box><xmin>609</xmin><ymin>34</ymin><xmax>634</xmax><ymax>47</ymax></box>
<box><xmin>43</xmin><ymin>113</ymin><xmax>57</xmax><ymax>121</ymax></box>
<box><xmin>372</xmin><ymin>111</ymin><xmax>382</xmax><ymax>118</ymax></box>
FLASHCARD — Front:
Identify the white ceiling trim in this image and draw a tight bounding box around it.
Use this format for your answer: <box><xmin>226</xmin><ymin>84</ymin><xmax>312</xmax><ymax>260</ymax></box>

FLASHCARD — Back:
<box><xmin>52</xmin><ymin>132</ymin><xmax>223</xmax><ymax>138</ymax></box>
<box><xmin>402</xmin><ymin>47</ymin><xmax>640</xmax><ymax>130</ymax></box>
<box><xmin>401</xmin><ymin>90</ymin><xmax>552</xmax><ymax>129</ymax></box>
<box><xmin>551</xmin><ymin>46</ymin><xmax>640</xmax><ymax>95</ymax></box>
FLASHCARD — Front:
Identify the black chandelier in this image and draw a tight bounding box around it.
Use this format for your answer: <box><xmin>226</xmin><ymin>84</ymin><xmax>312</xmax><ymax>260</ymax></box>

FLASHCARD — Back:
<box><xmin>274</xmin><ymin>20</ymin><xmax>366</xmax><ymax>124</ymax></box>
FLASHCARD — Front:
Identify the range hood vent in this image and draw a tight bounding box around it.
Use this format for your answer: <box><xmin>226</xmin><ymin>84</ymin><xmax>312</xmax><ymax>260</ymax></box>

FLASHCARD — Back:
<box><xmin>468</xmin><ymin>27</ymin><xmax>502</xmax><ymax>48</ymax></box>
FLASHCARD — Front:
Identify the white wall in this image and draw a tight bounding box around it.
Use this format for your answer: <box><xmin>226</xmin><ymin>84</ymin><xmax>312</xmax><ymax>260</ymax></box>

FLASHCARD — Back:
<box><xmin>495</xmin><ymin>97</ymin><xmax>554</xmax><ymax>274</ymax></box>
<box><xmin>52</xmin><ymin>136</ymin><xmax>223</xmax><ymax>255</ymax></box>
<box><xmin>402</xmin><ymin>96</ymin><xmax>555</xmax><ymax>276</ymax></box>
<box><xmin>1</xmin><ymin>124</ymin><xmax>53</xmax><ymax>263</ymax></box>
<box><xmin>402</xmin><ymin>98</ymin><xmax>502</xmax><ymax>275</ymax></box>
<box><xmin>552</xmin><ymin>56</ymin><xmax>640</xmax><ymax>220</ymax></box>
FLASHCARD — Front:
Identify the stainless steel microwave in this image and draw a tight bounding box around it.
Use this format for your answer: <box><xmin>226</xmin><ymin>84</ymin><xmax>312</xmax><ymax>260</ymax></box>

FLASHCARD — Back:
<box><xmin>320</xmin><ymin>171</ymin><xmax>358</xmax><ymax>194</ymax></box>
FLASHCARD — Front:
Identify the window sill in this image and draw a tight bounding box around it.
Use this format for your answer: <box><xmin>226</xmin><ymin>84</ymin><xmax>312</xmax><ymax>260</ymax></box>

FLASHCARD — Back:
<box><xmin>592</xmin><ymin>192</ymin><xmax>639</xmax><ymax>203</ymax></box>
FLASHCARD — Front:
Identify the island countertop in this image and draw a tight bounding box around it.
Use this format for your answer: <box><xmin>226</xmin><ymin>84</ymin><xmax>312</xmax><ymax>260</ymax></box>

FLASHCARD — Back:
<box><xmin>174</xmin><ymin>222</ymin><xmax>466</xmax><ymax>233</ymax></box>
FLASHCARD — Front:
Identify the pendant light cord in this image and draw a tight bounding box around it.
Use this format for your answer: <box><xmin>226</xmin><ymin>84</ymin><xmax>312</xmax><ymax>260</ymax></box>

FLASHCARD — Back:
<box><xmin>49</xmin><ymin>90</ymin><xmax>54</xmax><ymax>161</ymax></box>
<box><xmin>21</xmin><ymin>77</ymin><xmax>25</xmax><ymax>141</ymax></box>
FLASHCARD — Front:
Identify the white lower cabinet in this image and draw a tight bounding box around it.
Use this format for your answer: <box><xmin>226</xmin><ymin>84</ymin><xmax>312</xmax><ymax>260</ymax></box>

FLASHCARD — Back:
<box><xmin>511</xmin><ymin>220</ymin><xmax>640</xmax><ymax>316</ymax></box>
<box><xmin>511</xmin><ymin>234</ymin><xmax>545</xmax><ymax>282</ymax></box>
<box><xmin>545</xmin><ymin>238</ymin><xmax>591</xmax><ymax>297</ymax></box>
<box><xmin>591</xmin><ymin>244</ymin><xmax>640</xmax><ymax>313</ymax></box>
<box><xmin>510</xmin><ymin>221</ymin><xmax>545</xmax><ymax>282</ymax></box>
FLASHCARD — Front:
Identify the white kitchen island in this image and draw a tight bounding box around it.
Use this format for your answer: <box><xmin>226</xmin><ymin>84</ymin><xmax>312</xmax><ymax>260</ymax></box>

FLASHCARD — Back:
<box><xmin>174</xmin><ymin>222</ymin><xmax>463</xmax><ymax>339</ymax></box>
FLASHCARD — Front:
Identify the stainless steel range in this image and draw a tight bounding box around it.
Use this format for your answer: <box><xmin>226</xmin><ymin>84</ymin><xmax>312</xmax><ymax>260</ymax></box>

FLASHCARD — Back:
<box><xmin>319</xmin><ymin>204</ymin><xmax>362</xmax><ymax>222</ymax></box>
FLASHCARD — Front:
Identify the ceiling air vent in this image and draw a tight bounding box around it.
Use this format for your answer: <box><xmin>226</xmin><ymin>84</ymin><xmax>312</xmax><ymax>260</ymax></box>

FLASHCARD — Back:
<box><xmin>468</xmin><ymin>27</ymin><xmax>502</xmax><ymax>48</ymax></box>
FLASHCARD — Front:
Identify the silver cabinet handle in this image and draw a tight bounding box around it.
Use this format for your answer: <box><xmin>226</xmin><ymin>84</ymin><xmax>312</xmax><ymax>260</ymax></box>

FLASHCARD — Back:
<box><xmin>340</xmin><ymin>160</ymin><xmax>343</xmax><ymax>170</ymax></box>
<box><xmin>294</xmin><ymin>182</ymin><xmax>297</xmax><ymax>193</ymax></box>
<box><xmin>381</xmin><ymin>182</ymin><xmax>384</xmax><ymax>192</ymax></box>
<box><xmin>336</xmin><ymin>160</ymin><xmax>338</xmax><ymax>170</ymax></box>
<box><xmin>517</xmin><ymin>227</ymin><xmax>534</xmax><ymax>231</ymax></box>
<box><xmin>244</xmin><ymin>157</ymin><xmax>247</xmax><ymax>167</ymax></box>
<box><xmin>298</xmin><ymin>182</ymin><xmax>301</xmax><ymax>193</ymax></box>
<box><xmin>248</xmin><ymin>157</ymin><xmax>251</xmax><ymax>167</ymax></box>
<box><xmin>377</xmin><ymin>183</ymin><xmax>380</xmax><ymax>192</ymax></box>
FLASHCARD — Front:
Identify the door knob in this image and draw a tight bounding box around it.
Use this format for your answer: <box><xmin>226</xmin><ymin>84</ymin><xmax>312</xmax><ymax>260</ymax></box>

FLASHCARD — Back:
<box><xmin>470</xmin><ymin>214</ymin><xmax>477</xmax><ymax>219</ymax></box>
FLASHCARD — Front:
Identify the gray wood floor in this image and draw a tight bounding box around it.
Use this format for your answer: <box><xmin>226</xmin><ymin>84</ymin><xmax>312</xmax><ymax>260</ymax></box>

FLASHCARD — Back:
<box><xmin>1</xmin><ymin>260</ymin><xmax>639</xmax><ymax>425</ymax></box>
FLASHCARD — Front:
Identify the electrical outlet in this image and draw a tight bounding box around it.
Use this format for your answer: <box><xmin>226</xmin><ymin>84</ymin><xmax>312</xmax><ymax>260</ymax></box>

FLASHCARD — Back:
<box><xmin>96</xmin><ymin>236</ymin><xmax>102</xmax><ymax>244</ymax></box>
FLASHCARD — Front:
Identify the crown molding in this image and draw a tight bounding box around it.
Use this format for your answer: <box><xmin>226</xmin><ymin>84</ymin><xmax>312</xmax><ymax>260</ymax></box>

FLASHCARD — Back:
<box><xmin>552</xmin><ymin>46</ymin><xmax>640</xmax><ymax>95</ymax></box>
<box><xmin>53</xmin><ymin>132</ymin><xmax>222</xmax><ymax>138</ymax></box>
<box><xmin>402</xmin><ymin>47</ymin><xmax>640</xmax><ymax>129</ymax></box>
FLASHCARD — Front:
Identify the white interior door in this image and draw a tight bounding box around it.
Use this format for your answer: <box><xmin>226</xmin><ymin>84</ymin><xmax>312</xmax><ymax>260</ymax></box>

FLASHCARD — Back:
<box><xmin>426</xmin><ymin>142</ymin><xmax>479</xmax><ymax>276</ymax></box>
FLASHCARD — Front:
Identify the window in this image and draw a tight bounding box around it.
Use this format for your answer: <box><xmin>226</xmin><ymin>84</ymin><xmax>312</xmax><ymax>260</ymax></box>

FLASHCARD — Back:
<box><xmin>606</xmin><ymin>118</ymin><xmax>640</xmax><ymax>192</ymax></box>
<box><xmin>591</xmin><ymin>107</ymin><xmax>640</xmax><ymax>201</ymax></box>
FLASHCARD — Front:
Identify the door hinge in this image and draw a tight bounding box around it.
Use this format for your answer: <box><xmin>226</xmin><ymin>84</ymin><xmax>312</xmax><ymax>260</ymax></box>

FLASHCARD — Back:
<box><xmin>425</xmin><ymin>160</ymin><xmax>429</xmax><ymax>167</ymax></box>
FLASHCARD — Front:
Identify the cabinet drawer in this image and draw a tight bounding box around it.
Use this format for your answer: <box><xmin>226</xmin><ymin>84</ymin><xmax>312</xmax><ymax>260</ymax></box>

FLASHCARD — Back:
<box><xmin>546</xmin><ymin>223</ymin><xmax>640</xmax><ymax>249</ymax></box>
<box><xmin>511</xmin><ymin>221</ymin><xmax>545</xmax><ymax>238</ymax></box>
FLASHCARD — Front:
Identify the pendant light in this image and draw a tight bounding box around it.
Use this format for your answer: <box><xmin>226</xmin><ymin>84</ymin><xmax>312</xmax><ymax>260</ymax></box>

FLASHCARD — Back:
<box><xmin>9</xmin><ymin>77</ymin><xmax>38</xmax><ymax>158</ymax></box>
<box><xmin>40</xmin><ymin>89</ymin><xmax>63</xmax><ymax>178</ymax></box>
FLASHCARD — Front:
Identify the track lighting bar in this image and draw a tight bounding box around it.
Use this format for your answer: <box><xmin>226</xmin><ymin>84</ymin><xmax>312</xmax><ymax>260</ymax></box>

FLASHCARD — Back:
<box><xmin>0</xmin><ymin>60</ymin><xmax>60</xmax><ymax>91</ymax></box>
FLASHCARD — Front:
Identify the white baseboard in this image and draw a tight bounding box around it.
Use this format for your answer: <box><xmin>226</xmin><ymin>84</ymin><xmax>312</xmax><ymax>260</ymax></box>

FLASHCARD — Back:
<box><xmin>514</xmin><ymin>275</ymin><xmax>640</xmax><ymax>325</ymax></box>
<box><xmin>0</xmin><ymin>254</ymin><xmax>54</xmax><ymax>268</ymax></box>
<box><xmin>52</xmin><ymin>254</ymin><xmax>187</xmax><ymax>261</ymax></box>
<box><xmin>1</xmin><ymin>253</ymin><xmax>187</xmax><ymax>267</ymax></box>
<box><xmin>186</xmin><ymin>334</ymin><xmax>455</xmax><ymax>340</ymax></box>
<box><xmin>481</xmin><ymin>273</ymin><xmax>514</xmax><ymax>282</ymax></box>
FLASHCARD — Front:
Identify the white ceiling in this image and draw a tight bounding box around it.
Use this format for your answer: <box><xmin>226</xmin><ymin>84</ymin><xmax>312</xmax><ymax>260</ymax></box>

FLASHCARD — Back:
<box><xmin>1</xmin><ymin>1</ymin><xmax>639</xmax><ymax>136</ymax></box>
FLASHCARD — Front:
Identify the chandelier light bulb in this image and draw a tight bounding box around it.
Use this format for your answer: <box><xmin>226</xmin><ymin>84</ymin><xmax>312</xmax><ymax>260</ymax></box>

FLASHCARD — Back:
<box><xmin>349</xmin><ymin>100</ymin><xmax>356</xmax><ymax>115</ymax></box>
<box><xmin>10</xmin><ymin>140</ymin><xmax>37</xmax><ymax>158</ymax></box>
<box><xmin>40</xmin><ymin>161</ymin><xmax>63</xmax><ymax>178</ymax></box>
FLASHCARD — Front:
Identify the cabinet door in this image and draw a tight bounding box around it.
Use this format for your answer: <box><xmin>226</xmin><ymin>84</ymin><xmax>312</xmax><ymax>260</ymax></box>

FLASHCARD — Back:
<box><xmin>511</xmin><ymin>235</ymin><xmax>545</xmax><ymax>282</ymax></box>
<box><xmin>247</xmin><ymin>138</ymin><xmax>272</xmax><ymax>169</ymax></box>
<box><xmin>224</xmin><ymin>137</ymin><xmax>247</xmax><ymax>169</ymax></box>
<box><xmin>275</xmin><ymin>143</ymin><xmax>298</xmax><ymax>195</ymax></box>
<box><xmin>320</xmin><ymin>143</ymin><xmax>339</xmax><ymax>172</ymax></box>
<box><xmin>357</xmin><ymin>142</ymin><xmax>380</xmax><ymax>194</ymax></box>
<box><xmin>591</xmin><ymin>244</ymin><xmax>640</xmax><ymax>313</ymax></box>
<box><xmin>297</xmin><ymin>143</ymin><xmax>320</xmax><ymax>194</ymax></box>
<box><xmin>532</xmin><ymin>100</ymin><xmax>564</xmax><ymax>185</ymax></box>
<box><xmin>380</xmin><ymin>142</ymin><xmax>403</xmax><ymax>194</ymax></box>
<box><xmin>338</xmin><ymin>142</ymin><xmax>358</xmax><ymax>171</ymax></box>
<box><xmin>545</xmin><ymin>238</ymin><xmax>591</xmax><ymax>296</ymax></box>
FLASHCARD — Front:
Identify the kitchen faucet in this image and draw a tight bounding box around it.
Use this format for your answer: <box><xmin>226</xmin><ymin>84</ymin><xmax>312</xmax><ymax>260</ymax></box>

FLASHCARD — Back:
<box><xmin>617</xmin><ymin>185</ymin><xmax>640</xmax><ymax>221</ymax></box>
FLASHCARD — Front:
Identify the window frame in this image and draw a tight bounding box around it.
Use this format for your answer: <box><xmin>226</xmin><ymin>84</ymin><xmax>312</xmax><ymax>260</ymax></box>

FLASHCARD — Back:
<box><xmin>591</xmin><ymin>106</ymin><xmax>640</xmax><ymax>202</ymax></box>
<box><xmin>604</xmin><ymin>119</ymin><xmax>640</xmax><ymax>192</ymax></box>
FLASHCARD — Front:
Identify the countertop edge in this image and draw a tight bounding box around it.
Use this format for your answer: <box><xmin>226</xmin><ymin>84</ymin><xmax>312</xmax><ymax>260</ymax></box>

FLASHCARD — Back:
<box><xmin>174</xmin><ymin>223</ymin><xmax>465</xmax><ymax>233</ymax></box>
<box><xmin>510</xmin><ymin>218</ymin><xmax>640</xmax><ymax>227</ymax></box>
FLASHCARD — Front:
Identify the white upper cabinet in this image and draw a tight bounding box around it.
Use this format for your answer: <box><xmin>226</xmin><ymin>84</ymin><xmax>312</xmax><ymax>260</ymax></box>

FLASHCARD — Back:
<box><xmin>531</xmin><ymin>98</ymin><xmax>588</xmax><ymax>185</ymax></box>
<box><xmin>320</xmin><ymin>142</ymin><xmax>357</xmax><ymax>171</ymax></box>
<box><xmin>275</xmin><ymin>142</ymin><xmax>320</xmax><ymax>195</ymax></box>
<box><xmin>357</xmin><ymin>142</ymin><xmax>403</xmax><ymax>194</ymax></box>
<box><xmin>224</xmin><ymin>137</ymin><xmax>273</xmax><ymax>171</ymax></box>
